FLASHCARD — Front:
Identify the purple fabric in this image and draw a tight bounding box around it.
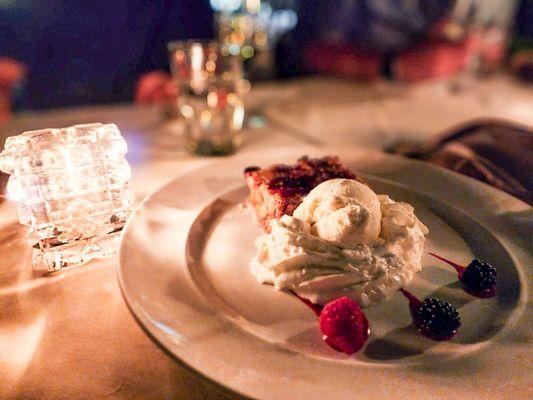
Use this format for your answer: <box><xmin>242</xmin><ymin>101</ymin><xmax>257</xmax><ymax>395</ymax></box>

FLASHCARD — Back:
<box><xmin>394</xmin><ymin>120</ymin><xmax>533</xmax><ymax>204</ymax></box>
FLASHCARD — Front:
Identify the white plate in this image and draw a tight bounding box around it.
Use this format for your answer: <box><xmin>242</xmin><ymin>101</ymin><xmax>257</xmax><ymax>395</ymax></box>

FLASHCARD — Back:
<box><xmin>118</xmin><ymin>146</ymin><xmax>532</xmax><ymax>399</ymax></box>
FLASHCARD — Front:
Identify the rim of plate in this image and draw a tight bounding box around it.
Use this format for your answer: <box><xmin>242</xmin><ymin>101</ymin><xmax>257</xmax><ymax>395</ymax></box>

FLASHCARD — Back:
<box><xmin>117</xmin><ymin>145</ymin><xmax>532</xmax><ymax>400</ymax></box>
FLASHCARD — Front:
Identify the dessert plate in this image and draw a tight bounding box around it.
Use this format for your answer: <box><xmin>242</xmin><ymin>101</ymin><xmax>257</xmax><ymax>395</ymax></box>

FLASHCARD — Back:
<box><xmin>118</xmin><ymin>146</ymin><xmax>531</xmax><ymax>400</ymax></box>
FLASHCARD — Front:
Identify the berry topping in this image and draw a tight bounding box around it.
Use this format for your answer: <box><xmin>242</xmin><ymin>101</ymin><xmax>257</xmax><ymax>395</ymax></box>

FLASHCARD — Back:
<box><xmin>414</xmin><ymin>297</ymin><xmax>461</xmax><ymax>341</ymax></box>
<box><xmin>291</xmin><ymin>291</ymin><xmax>323</xmax><ymax>316</ymax></box>
<box><xmin>265</xmin><ymin>155</ymin><xmax>358</xmax><ymax>196</ymax></box>
<box><xmin>268</xmin><ymin>174</ymin><xmax>315</xmax><ymax>196</ymax></box>
<box><xmin>243</xmin><ymin>166</ymin><xmax>260</xmax><ymax>174</ymax></box>
<box><xmin>400</xmin><ymin>289</ymin><xmax>461</xmax><ymax>341</ymax></box>
<box><xmin>429</xmin><ymin>253</ymin><xmax>497</xmax><ymax>298</ymax></box>
<box><xmin>319</xmin><ymin>297</ymin><xmax>369</xmax><ymax>354</ymax></box>
<box><xmin>461</xmin><ymin>259</ymin><xmax>497</xmax><ymax>298</ymax></box>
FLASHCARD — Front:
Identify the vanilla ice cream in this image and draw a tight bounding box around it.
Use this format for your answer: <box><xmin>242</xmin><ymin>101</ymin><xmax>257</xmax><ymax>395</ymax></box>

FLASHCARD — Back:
<box><xmin>293</xmin><ymin>179</ymin><xmax>382</xmax><ymax>247</ymax></box>
<box><xmin>250</xmin><ymin>179</ymin><xmax>429</xmax><ymax>307</ymax></box>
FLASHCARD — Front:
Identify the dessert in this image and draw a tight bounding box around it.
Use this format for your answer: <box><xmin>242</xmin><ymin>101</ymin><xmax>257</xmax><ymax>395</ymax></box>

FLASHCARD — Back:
<box><xmin>319</xmin><ymin>297</ymin><xmax>369</xmax><ymax>354</ymax></box>
<box><xmin>429</xmin><ymin>253</ymin><xmax>497</xmax><ymax>298</ymax></box>
<box><xmin>250</xmin><ymin>178</ymin><xmax>429</xmax><ymax>307</ymax></box>
<box><xmin>293</xmin><ymin>293</ymin><xmax>370</xmax><ymax>355</ymax></box>
<box><xmin>244</xmin><ymin>156</ymin><xmax>497</xmax><ymax>353</ymax></box>
<box><xmin>293</xmin><ymin>176</ymin><xmax>382</xmax><ymax>246</ymax></box>
<box><xmin>244</xmin><ymin>156</ymin><xmax>360</xmax><ymax>232</ymax></box>
<box><xmin>400</xmin><ymin>289</ymin><xmax>461</xmax><ymax>341</ymax></box>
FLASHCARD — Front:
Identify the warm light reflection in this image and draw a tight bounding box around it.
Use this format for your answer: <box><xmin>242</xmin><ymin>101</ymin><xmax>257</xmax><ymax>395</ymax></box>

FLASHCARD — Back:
<box><xmin>245</xmin><ymin>0</ymin><xmax>261</xmax><ymax>14</ymax></box>
<box><xmin>226</xmin><ymin>93</ymin><xmax>237</xmax><ymax>105</ymax></box>
<box><xmin>0</xmin><ymin>313</ymin><xmax>46</xmax><ymax>384</ymax></box>
<box><xmin>190</xmin><ymin>43</ymin><xmax>205</xmax><ymax>94</ymax></box>
<box><xmin>230</xmin><ymin>31</ymin><xmax>245</xmax><ymax>45</ymax></box>
<box><xmin>206</xmin><ymin>60</ymin><xmax>216</xmax><ymax>73</ymax></box>
<box><xmin>180</xmin><ymin>104</ymin><xmax>194</xmax><ymax>119</ymax></box>
<box><xmin>232</xmin><ymin>104</ymin><xmax>244</xmax><ymax>130</ymax></box>
<box><xmin>237</xmin><ymin>79</ymin><xmax>251</xmax><ymax>94</ymax></box>
<box><xmin>254</xmin><ymin>31</ymin><xmax>268</xmax><ymax>47</ymax></box>
<box><xmin>200</xmin><ymin>110</ymin><xmax>212</xmax><ymax>128</ymax></box>
<box><xmin>241</xmin><ymin>45</ymin><xmax>254</xmax><ymax>59</ymax></box>
<box><xmin>207</xmin><ymin>91</ymin><xmax>218</xmax><ymax>108</ymax></box>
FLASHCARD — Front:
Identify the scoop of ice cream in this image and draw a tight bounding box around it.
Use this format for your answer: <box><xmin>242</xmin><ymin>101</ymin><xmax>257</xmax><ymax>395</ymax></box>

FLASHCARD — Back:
<box><xmin>293</xmin><ymin>179</ymin><xmax>382</xmax><ymax>247</ymax></box>
<box><xmin>250</xmin><ymin>179</ymin><xmax>429</xmax><ymax>307</ymax></box>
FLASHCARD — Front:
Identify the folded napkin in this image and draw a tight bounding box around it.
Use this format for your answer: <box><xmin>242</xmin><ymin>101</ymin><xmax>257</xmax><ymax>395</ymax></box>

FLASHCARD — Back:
<box><xmin>390</xmin><ymin>120</ymin><xmax>533</xmax><ymax>205</ymax></box>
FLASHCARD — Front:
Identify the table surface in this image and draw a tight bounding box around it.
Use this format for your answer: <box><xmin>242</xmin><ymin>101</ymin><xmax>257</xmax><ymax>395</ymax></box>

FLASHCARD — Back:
<box><xmin>0</xmin><ymin>76</ymin><xmax>531</xmax><ymax>400</ymax></box>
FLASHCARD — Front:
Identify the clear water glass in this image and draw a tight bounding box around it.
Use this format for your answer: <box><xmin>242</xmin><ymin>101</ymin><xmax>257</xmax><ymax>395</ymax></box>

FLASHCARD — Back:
<box><xmin>0</xmin><ymin>123</ymin><xmax>134</xmax><ymax>273</ymax></box>
<box><xmin>168</xmin><ymin>40</ymin><xmax>245</xmax><ymax>156</ymax></box>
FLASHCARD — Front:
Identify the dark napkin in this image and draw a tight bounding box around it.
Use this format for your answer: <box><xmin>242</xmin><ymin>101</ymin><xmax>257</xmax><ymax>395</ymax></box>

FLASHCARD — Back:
<box><xmin>389</xmin><ymin>120</ymin><xmax>533</xmax><ymax>205</ymax></box>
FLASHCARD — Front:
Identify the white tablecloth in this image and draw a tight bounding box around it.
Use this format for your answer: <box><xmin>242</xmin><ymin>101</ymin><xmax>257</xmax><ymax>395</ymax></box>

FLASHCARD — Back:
<box><xmin>0</xmin><ymin>76</ymin><xmax>531</xmax><ymax>399</ymax></box>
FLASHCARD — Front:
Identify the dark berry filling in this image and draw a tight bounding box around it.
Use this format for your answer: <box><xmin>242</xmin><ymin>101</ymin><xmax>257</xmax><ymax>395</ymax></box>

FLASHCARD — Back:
<box><xmin>264</xmin><ymin>156</ymin><xmax>358</xmax><ymax>197</ymax></box>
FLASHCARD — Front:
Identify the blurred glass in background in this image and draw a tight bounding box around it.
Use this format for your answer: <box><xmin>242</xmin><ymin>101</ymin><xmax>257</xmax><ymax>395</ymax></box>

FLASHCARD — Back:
<box><xmin>210</xmin><ymin>0</ymin><xmax>299</xmax><ymax>79</ymax></box>
<box><xmin>169</xmin><ymin>40</ymin><xmax>247</xmax><ymax>156</ymax></box>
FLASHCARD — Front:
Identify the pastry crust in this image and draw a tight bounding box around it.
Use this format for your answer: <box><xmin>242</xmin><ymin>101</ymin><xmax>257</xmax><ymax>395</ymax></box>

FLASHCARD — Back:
<box><xmin>244</xmin><ymin>156</ymin><xmax>361</xmax><ymax>232</ymax></box>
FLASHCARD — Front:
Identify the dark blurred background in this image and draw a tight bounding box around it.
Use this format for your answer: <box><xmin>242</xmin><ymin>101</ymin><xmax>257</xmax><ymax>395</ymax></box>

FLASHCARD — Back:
<box><xmin>0</xmin><ymin>0</ymin><xmax>531</xmax><ymax>121</ymax></box>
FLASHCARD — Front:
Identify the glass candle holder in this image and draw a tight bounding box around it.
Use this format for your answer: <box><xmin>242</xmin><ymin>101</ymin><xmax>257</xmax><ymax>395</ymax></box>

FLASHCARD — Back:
<box><xmin>0</xmin><ymin>123</ymin><xmax>134</xmax><ymax>273</ymax></box>
<box><xmin>168</xmin><ymin>40</ymin><xmax>246</xmax><ymax>156</ymax></box>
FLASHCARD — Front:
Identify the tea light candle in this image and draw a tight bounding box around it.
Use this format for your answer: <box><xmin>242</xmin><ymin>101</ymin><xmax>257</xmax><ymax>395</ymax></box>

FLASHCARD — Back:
<box><xmin>0</xmin><ymin>123</ymin><xmax>134</xmax><ymax>273</ymax></box>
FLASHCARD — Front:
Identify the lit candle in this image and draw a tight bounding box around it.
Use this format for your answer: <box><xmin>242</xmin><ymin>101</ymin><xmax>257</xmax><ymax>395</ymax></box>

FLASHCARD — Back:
<box><xmin>0</xmin><ymin>123</ymin><xmax>134</xmax><ymax>273</ymax></box>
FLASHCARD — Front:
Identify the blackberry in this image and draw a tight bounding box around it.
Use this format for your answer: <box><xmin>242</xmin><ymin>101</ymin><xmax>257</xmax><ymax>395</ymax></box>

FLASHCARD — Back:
<box><xmin>462</xmin><ymin>259</ymin><xmax>497</xmax><ymax>296</ymax></box>
<box><xmin>415</xmin><ymin>297</ymin><xmax>461</xmax><ymax>341</ymax></box>
<box><xmin>429</xmin><ymin>253</ymin><xmax>497</xmax><ymax>298</ymax></box>
<box><xmin>400</xmin><ymin>289</ymin><xmax>461</xmax><ymax>341</ymax></box>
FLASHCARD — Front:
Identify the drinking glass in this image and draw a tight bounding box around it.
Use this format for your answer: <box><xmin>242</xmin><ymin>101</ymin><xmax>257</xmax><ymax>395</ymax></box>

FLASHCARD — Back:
<box><xmin>168</xmin><ymin>40</ymin><xmax>245</xmax><ymax>156</ymax></box>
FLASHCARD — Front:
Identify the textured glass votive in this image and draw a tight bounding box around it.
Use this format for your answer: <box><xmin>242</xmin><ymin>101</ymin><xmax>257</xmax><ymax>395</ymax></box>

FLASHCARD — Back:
<box><xmin>0</xmin><ymin>123</ymin><xmax>134</xmax><ymax>273</ymax></box>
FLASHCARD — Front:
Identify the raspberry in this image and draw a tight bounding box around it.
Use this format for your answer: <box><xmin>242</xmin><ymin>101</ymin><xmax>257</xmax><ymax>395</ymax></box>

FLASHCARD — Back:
<box><xmin>462</xmin><ymin>259</ymin><xmax>497</xmax><ymax>298</ymax></box>
<box><xmin>319</xmin><ymin>297</ymin><xmax>369</xmax><ymax>354</ymax></box>
<box><xmin>414</xmin><ymin>297</ymin><xmax>461</xmax><ymax>341</ymax></box>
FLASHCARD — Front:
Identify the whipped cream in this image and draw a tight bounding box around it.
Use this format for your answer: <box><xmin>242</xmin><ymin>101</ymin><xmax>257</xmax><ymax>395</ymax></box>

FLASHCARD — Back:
<box><xmin>250</xmin><ymin>179</ymin><xmax>429</xmax><ymax>307</ymax></box>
